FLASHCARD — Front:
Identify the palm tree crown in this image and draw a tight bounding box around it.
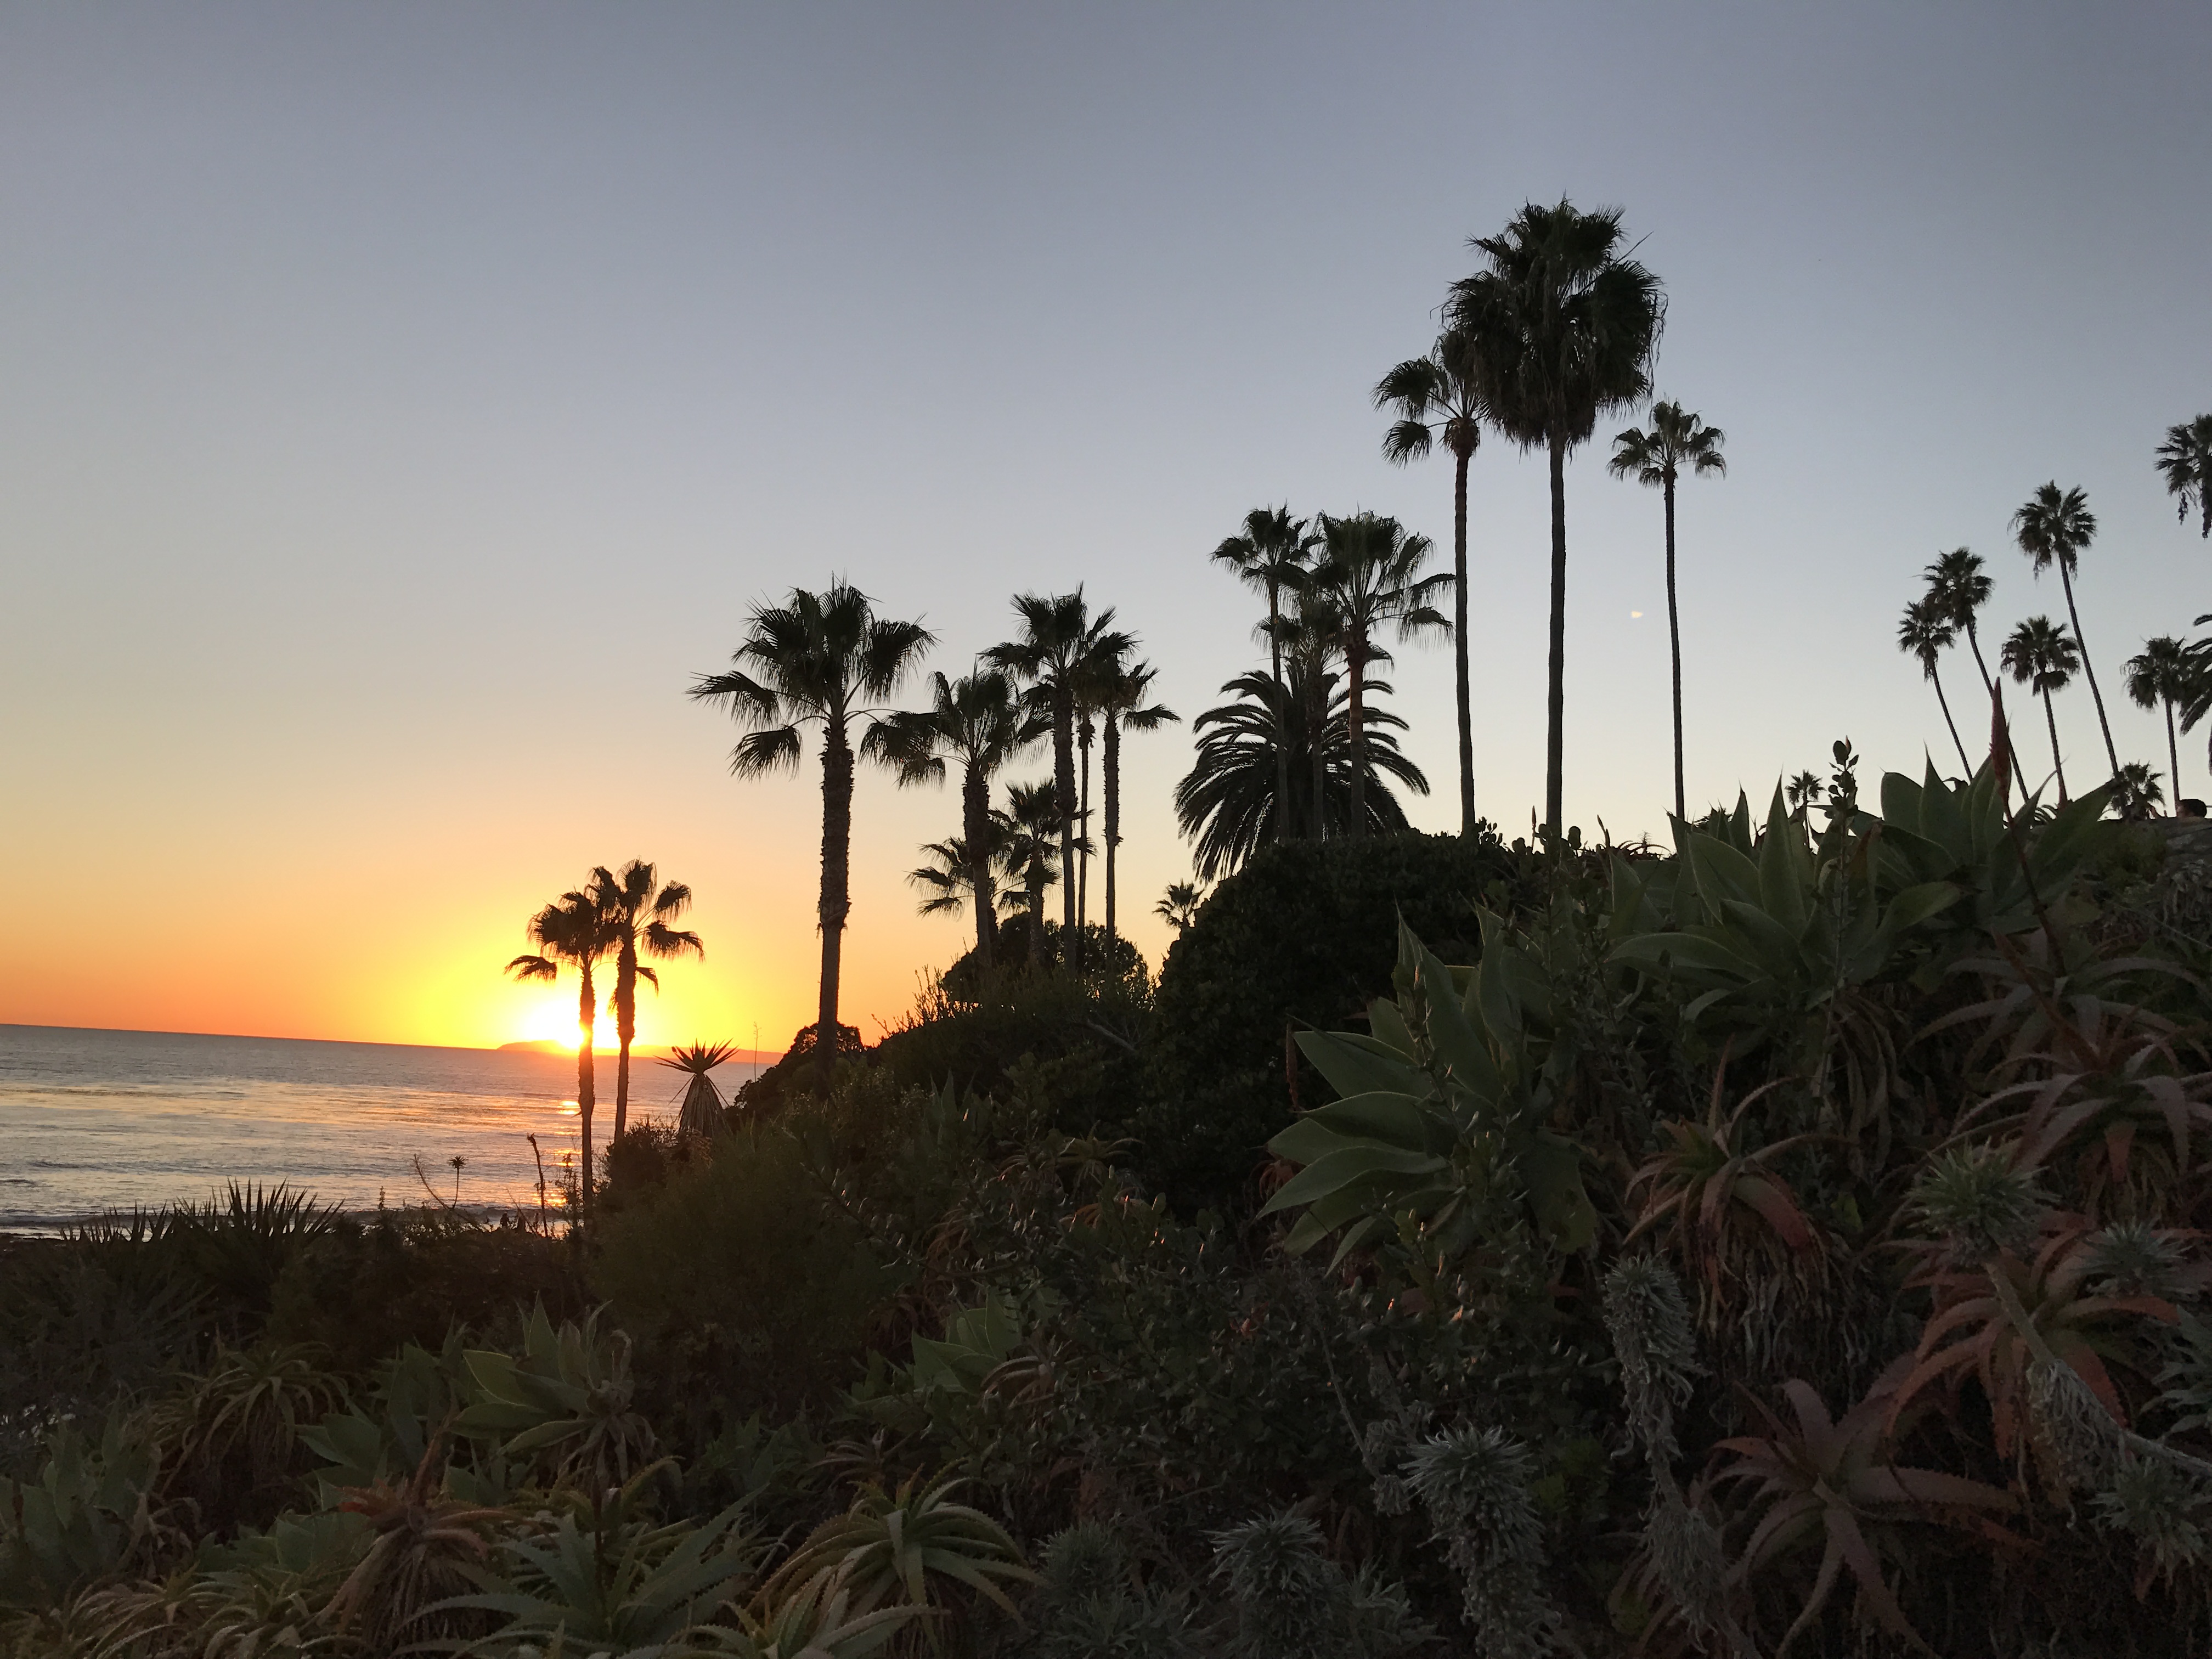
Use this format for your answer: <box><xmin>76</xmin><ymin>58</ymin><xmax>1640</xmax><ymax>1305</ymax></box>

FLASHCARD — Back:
<box><xmin>1897</xmin><ymin>597</ymin><xmax>1972</xmax><ymax>774</ymax></box>
<box><xmin>587</xmin><ymin>860</ymin><xmax>703</xmax><ymax>1142</ymax></box>
<box><xmin>2126</xmin><ymin>635</ymin><xmax>2198</xmax><ymax>807</ymax></box>
<box><xmin>2001</xmin><ymin>615</ymin><xmax>2082</xmax><ymax>800</ymax></box>
<box><xmin>2157</xmin><ymin>414</ymin><xmax>2212</xmax><ymax>538</ymax></box>
<box><xmin>1211</xmin><ymin>509</ymin><xmax>1314</xmax><ymax>845</ymax></box>
<box><xmin>1375</xmin><ymin>331</ymin><xmax>1486</xmax><ymax>835</ymax></box>
<box><xmin>2012</xmin><ymin>483</ymin><xmax>2118</xmax><ymax>777</ymax></box>
<box><xmin>1447</xmin><ymin>199</ymin><xmax>1664</xmax><ymax>837</ymax></box>
<box><xmin>506</xmin><ymin>889</ymin><xmax>614</xmax><ymax>1204</ymax></box>
<box><xmin>1307</xmin><ymin>512</ymin><xmax>1449</xmax><ymax>839</ymax></box>
<box><xmin>1608</xmin><ymin>400</ymin><xmax>1725</xmax><ymax>821</ymax></box>
<box><xmin>689</xmin><ymin>581</ymin><xmax>934</xmax><ymax>1090</ymax></box>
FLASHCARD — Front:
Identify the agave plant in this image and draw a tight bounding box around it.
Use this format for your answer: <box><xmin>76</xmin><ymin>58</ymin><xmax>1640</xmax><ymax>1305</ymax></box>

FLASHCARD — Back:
<box><xmin>0</xmin><ymin>1415</ymin><xmax>164</xmax><ymax>1611</ymax></box>
<box><xmin>762</xmin><ymin>1474</ymin><xmax>1034</xmax><ymax>1629</ymax></box>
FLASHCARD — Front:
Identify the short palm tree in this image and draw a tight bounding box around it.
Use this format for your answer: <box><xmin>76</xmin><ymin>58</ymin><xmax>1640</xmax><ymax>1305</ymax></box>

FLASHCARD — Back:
<box><xmin>506</xmin><ymin>890</ymin><xmax>614</xmax><ymax>1204</ymax></box>
<box><xmin>2126</xmin><ymin>636</ymin><xmax>2197</xmax><ymax>808</ymax></box>
<box><xmin>1092</xmin><ymin>655</ymin><xmax>1178</xmax><ymax>952</ymax></box>
<box><xmin>689</xmin><ymin>583</ymin><xmax>934</xmax><ymax>1092</ymax></box>
<box><xmin>586</xmin><ymin>860</ymin><xmax>703</xmax><ymax>1141</ymax></box>
<box><xmin>1375</xmin><ymin>332</ymin><xmax>1486</xmax><ymax>833</ymax></box>
<box><xmin>995</xmin><ymin>780</ymin><xmax>1064</xmax><ymax>970</ymax></box>
<box><xmin>2012</xmin><ymin>484</ymin><xmax>2118</xmax><ymax>777</ymax></box>
<box><xmin>2157</xmin><ymin>414</ymin><xmax>2212</xmax><ymax>538</ymax></box>
<box><xmin>987</xmin><ymin>592</ymin><xmax>1132</xmax><ymax>959</ymax></box>
<box><xmin>1306</xmin><ymin>512</ymin><xmax>1450</xmax><ymax>836</ymax></box>
<box><xmin>907</xmin><ymin>836</ymin><xmax>980</xmax><ymax>924</ymax></box>
<box><xmin>1212</xmin><ymin>509</ymin><xmax>1316</xmax><ymax>845</ymax></box>
<box><xmin>1897</xmin><ymin>597</ymin><xmax>1972</xmax><ymax>772</ymax></box>
<box><xmin>1155</xmin><ymin>881</ymin><xmax>1205</xmax><ymax>933</ymax></box>
<box><xmin>872</xmin><ymin>667</ymin><xmax>1044</xmax><ymax>969</ymax></box>
<box><xmin>1609</xmin><ymin>402</ymin><xmax>1725</xmax><ymax>821</ymax></box>
<box><xmin>1447</xmin><ymin>199</ymin><xmax>1664</xmax><ymax>838</ymax></box>
<box><xmin>2001</xmin><ymin>616</ymin><xmax>2083</xmax><ymax>800</ymax></box>
<box><xmin>2111</xmin><ymin>761</ymin><xmax>2166</xmax><ymax>822</ymax></box>
<box><xmin>1173</xmin><ymin>665</ymin><xmax>1427</xmax><ymax>877</ymax></box>
<box><xmin>657</xmin><ymin>1041</ymin><xmax>739</xmax><ymax>1139</ymax></box>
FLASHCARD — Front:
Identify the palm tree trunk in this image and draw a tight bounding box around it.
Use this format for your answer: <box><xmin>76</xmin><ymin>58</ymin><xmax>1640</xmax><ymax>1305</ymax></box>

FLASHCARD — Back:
<box><xmin>1054</xmin><ymin>689</ymin><xmax>1075</xmax><ymax>955</ymax></box>
<box><xmin>963</xmin><ymin>762</ymin><xmax>994</xmax><ymax>968</ymax></box>
<box><xmin>1028</xmin><ymin>869</ymin><xmax>1046</xmax><ymax>968</ymax></box>
<box><xmin>2166</xmin><ymin>699</ymin><xmax>2183</xmax><ymax>810</ymax></box>
<box><xmin>2058</xmin><ymin>564</ymin><xmax>2119</xmax><ymax>777</ymax></box>
<box><xmin>575</xmin><ymin>966</ymin><xmax>597</xmax><ymax>1206</ymax></box>
<box><xmin>612</xmin><ymin>941</ymin><xmax>636</xmax><ymax>1141</ymax></box>
<box><xmin>2041</xmin><ymin>688</ymin><xmax>2068</xmax><ymax>802</ymax></box>
<box><xmin>1268</xmin><ymin>582</ymin><xmax>1290</xmax><ymax>844</ymax></box>
<box><xmin>1931</xmin><ymin>667</ymin><xmax>1971</xmax><ymax>774</ymax></box>
<box><xmin>816</xmin><ymin>728</ymin><xmax>855</xmax><ymax>1093</ymax></box>
<box><xmin>1663</xmin><ymin>468</ymin><xmax>1684</xmax><ymax>823</ymax></box>
<box><xmin>1452</xmin><ymin>442</ymin><xmax>1475</xmax><ymax>835</ymax></box>
<box><xmin>1076</xmin><ymin>718</ymin><xmax>1093</xmax><ymax>963</ymax></box>
<box><xmin>1346</xmin><ymin>639</ymin><xmax>1368</xmax><ymax>838</ymax></box>
<box><xmin>1544</xmin><ymin>433</ymin><xmax>1568</xmax><ymax>840</ymax></box>
<box><xmin>1308</xmin><ymin>664</ymin><xmax>1328</xmax><ymax>841</ymax></box>
<box><xmin>1104</xmin><ymin>712</ymin><xmax>1122</xmax><ymax>951</ymax></box>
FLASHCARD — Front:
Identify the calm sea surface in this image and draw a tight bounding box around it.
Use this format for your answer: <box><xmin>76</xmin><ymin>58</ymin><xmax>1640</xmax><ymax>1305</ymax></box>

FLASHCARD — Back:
<box><xmin>0</xmin><ymin>1025</ymin><xmax>755</xmax><ymax>1233</ymax></box>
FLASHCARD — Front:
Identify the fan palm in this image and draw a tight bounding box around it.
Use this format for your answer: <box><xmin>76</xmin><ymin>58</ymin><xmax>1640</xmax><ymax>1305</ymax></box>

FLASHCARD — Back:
<box><xmin>1212</xmin><ymin>507</ymin><xmax>1317</xmax><ymax>846</ymax></box>
<box><xmin>1173</xmin><ymin>664</ymin><xmax>1427</xmax><ymax>878</ymax></box>
<box><xmin>2001</xmin><ymin>616</ymin><xmax>2082</xmax><ymax>801</ymax></box>
<box><xmin>1896</xmin><ymin>598</ymin><xmax>1972</xmax><ymax>773</ymax></box>
<box><xmin>586</xmin><ymin>860</ymin><xmax>703</xmax><ymax>1141</ymax></box>
<box><xmin>1376</xmin><ymin>333</ymin><xmax>1486</xmax><ymax>833</ymax></box>
<box><xmin>506</xmin><ymin>890</ymin><xmax>614</xmax><ymax>1203</ymax></box>
<box><xmin>1609</xmin><ymin>401</ymin><xmax>1726</xmax><ymax>820</ymax></box>
<box><xmin>986</xmin><ymin>591</ymin><xmax>1133</xmax><ymax>959</ymax></box>
<box><xmin>2013</xmin><ymin>484</ymin><xmax>2118</xmax><ymax>777</ymax></box>
<box><xmin>1155</xmin><ymin>881</ymin><xmax>1205</xmax><ymax>933</ymax></box>
<box><xmin>1091</xmin><ymin>654</ymin><xmax>1178</xmax><ymax>952</ymax></box>
<box><xmin>873</xmin><ymin>667</ymin><xmax>1044</xmax><ymax>969</ymax></box>
<box><xmin>2126</xmin><ymin>636</ymin><xmax>2197</xmax><ymax>807</ymax></box>
<box><xmin>907</xmin><ymin>836</ymin><xmax>980</xmax><ymax>922</ymax></box>
<box><xmin>656</xmin><ymin>1041</ymin><xmax>739</xmax><ymax>1139</ymax></box>
<box><xmin>1306</xmin><ymin>511</ymin><xmax>1450</xmax><ymax>836</ymax></box>
<box><xmin>1447</xmin><ymin>199</ymin><xmax>1664</xmax><ymax>837</ymax></box>
<box><xmin>2157</xmin><ymin>414</ymin><xmax>2212</xmax><ymax>538</ymax></box>
<box><xmin>2111</xmin><ymin>761</ymin><xmax>2166</xmax><ymax>822</ymax></box>
<box><xmin>995</xmin><ymin>780</ymin><xmax>1064</xmax><ymax>970</ymax></box>
<box><xmin>689</xmin><ymin>582</ymin><xmax>934</xmax><ymax>1091</ymax></box>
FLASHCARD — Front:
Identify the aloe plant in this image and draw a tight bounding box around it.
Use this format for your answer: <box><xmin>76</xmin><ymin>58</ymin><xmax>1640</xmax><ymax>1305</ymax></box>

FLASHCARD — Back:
<box><xmin>763</xmin><ymin>1474</ymin><xmax>1034</xmax><ymax>1628</ymax></box>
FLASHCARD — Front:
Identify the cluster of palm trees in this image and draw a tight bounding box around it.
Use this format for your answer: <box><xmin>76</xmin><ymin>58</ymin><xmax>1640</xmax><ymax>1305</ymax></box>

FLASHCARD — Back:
<box><xmin>503</xmin><ymin>860</ymin><xmax>701</xmax><ymax>1200</ymax></box>
<box><xmin>687</xmin><ymin>581</ymin><xmax>1178</xmax><ymax>1091</ymax></box>
<box><xmin>1897</xmin><ymin>420</ymin><xmax>2212</xmax><ymax>810</ymax></box>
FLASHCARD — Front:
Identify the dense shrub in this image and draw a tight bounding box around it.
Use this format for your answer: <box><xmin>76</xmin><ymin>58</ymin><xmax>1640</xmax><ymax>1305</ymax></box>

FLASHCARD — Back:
<box><xmin>1137</xmin><ymin>828</ymin><xmax>1511</xmax><ymax>1211</ymax></box>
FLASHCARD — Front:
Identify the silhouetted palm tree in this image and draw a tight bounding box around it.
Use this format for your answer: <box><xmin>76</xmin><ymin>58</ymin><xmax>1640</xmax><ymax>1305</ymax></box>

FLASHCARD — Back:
<box><xmin>1173</xmin><ymin>665</ymin><xmax>1427</xmax><ymax>877</ymax></box>
<box><xmin>1376</xmin><ymin>333</ymin><xmax>1486</xmax><ymax>833</ymax></box>
<box><xmin>1784</xmin><ymin>771</ymin><xmax>1824</xmax><ymax>823</ymax></box>
<box><xmin>2002</xmin><ymin>616</ymin><xmax>2082</xmax><ymax>800</ymax></box>
<box><xmin>1897</xmin><ymin>597</ymin><xmax>1972</xmax><ymax>773</ymax></box>
<box><xmin>874</xmin><ymin>667</ymin><xmax>1044</xmax><ymax>969</ymax></box>
<box><xmin>2112</xmin><ymin>762</ymin><xmax>2165</xmax><ymax>822</ymax></box>
<box><xmin>1609</xmin><ymin>402</ymin><xmax>1726</xmax><ymax>820</ymax></box>
<box><xmin>1092</xmin><ymin>655</ymin><xmax>1178</xmax><ymax>953</ymax></box>
<box><xmin>1271</xmin><ymin>585</ymin><xmax>1345</xmax><ymax>840</ymax></box>
<box><xmin>689</xmin><ymin>582</ymin><xmax>934</xmax><ymax>1091</ymax></box>
<box><xmin>2127</xmin><ymin>636</ymin><xmax>2197</xmax><ymax>806</ymax></box>
<box><xmin>987</xmin><ymin>592</ymin><xmax>1132</xmax><ymax>963</ymax></box>
<box><xmin>908</xmin><ymin>835</ymin><xmax>981</xmax><ymax>925</ymax></box>
<box><xmin>1307</xmin><ymin>512</ymin><xmax>1449</xmax><ymax>837</ymax></box>
<box><xmin>2013</xmin><ymin>484</ymin><xmax>2118</xmax><ymax>777</ymax></box>
<box><xmin>1923</xmin><ymin>546</ymin><xmax>2027</xmax><ymax>802</ymax></box>
<box><xmin>1210</xmin><ymin>509</ymin><xmax>1315</xmax><ymax>847</ymax></box>
<box><xmin>1448</xmin><ymin>200</ymin><xmax>1664</xmax><ymax>837</ymax></box>
<box><xmin>588</xmin><ymin>860</ymin><xmax>703</xmax><ymax>1141</ymax></box>
<box><xmin>995</xmin><ymin>780</ymin><xmax>1065</xmax><ymax>970</ymax></box>
<box><xmin>507</xmin><ymin>889</ymin><xmax>614</xmax><ymax>1204</ymax></box>
<box><xmin>1155</xmin><ymin>881</ymin><xmax>1205</xmax><ymax>933</ymax></box>
<box><xmin>2157</xmin><ymin>414</ymin><xmax>2212</xmax><ymax>538</ymax></box>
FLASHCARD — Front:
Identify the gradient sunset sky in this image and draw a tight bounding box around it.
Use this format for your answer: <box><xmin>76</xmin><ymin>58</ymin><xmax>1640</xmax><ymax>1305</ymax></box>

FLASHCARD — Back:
<box><xmin>5</xmin><ymin>4</ymin><xmax>2209</xmax><ymax>1052</ymax></box>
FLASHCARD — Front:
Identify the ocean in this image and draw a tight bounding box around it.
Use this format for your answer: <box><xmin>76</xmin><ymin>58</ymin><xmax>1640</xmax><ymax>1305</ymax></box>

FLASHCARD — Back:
<box><xmin>0</xmin><ymin>1025</ymin><xmax>762</xmax><ymax>1234</ymax></box>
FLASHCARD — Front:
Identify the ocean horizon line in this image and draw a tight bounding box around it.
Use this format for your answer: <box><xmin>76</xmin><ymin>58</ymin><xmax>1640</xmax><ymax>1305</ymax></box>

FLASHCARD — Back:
<box><xmin>0</xmin><ymin>1022</ymin><xmax>783</xmax><ymax>1066</ymax></box>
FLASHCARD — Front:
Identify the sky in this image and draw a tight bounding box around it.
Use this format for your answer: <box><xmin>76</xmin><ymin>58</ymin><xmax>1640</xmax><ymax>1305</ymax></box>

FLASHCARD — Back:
<box><xmin>4</xmin><ymin>3</ymin><xmax>2209</xmax><ymax>1052</ymax></box>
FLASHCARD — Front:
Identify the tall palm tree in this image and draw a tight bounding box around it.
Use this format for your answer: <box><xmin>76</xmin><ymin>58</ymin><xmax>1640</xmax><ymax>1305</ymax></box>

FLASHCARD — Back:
<box><xmin>587</xmin><ymin>860</ymin><xmax>703</xmax><ymax>1141</ymax></box>
<box><xmin>506</xmin><ymin>890</ymin><xmax>614</xmax><ymax>1204</ymax></box>
<box><xmin>2126</xmin><ymin>635</ymin><xmax>2196</xmax><ymax>806</ymax></box>
<box><xmin>1092</xmin><ymin>655</ymin><xmax>1178</xmax><ymax>953</ymax></box>
<box><xmin>1447</xmin><ymin>199</ymin><xmax>1664</xmax><ymax>838</ymax></box>
<box><xmin>1173</xmin><ymin>665</ymin><xmax>1427</xmax><ymax>877</ymax></box>
<box><xmin>2157</xmin><ymin>414</ymin><xmax>2212</xmax><ymax>538</ymax></box>
<box><xmin>1897</xmin><ymin>597</ymin><xmax>1972</xmax><ymax>773</ymax></box>
<box><xmin>873</xmin><ymin>667</ymin><xmax>1045</xmax><ymax>970</ymax></box>
<box><xmin>987</xmin><ymin>592</ymin><xmax>1132</xmax><ymax>964</ymax></box>
<box><xmin>1375</xmin><ymin>333</ymin><xmax>1486</xmax><ymax>834</ymax></box>
<box><xmin>1307</xmin><ymin>512</ymin><xmax>1450</xmax><ymax>837</ymax></box>
<box><xmin>1608</xmin><ymin>402</ymin><xmax>1725</xmax><ymax>821</ymax></box>
<box><xmin>2001</xmin><ymin>616</ymin><xmax>2082</xmax><ymax>801</ymax></box>
<box><xmin>1210</xmin><ymin>509</ymin><xmax>1315</xmax><ymax>845</ymax></box>
<box><xmin>2012</xmin><ymin>484</ymin><xmax>2118</xmax><ymax>778</ymax></box>
<box><xmin>689</xmin><ymin>582</ymin><xmax>934</xmax><ymax>1092</ymax></box>
<box><xmin>995</xmin><ymin>780</ymin><xmax>1064</xmax><ymax>970</ymax></box>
